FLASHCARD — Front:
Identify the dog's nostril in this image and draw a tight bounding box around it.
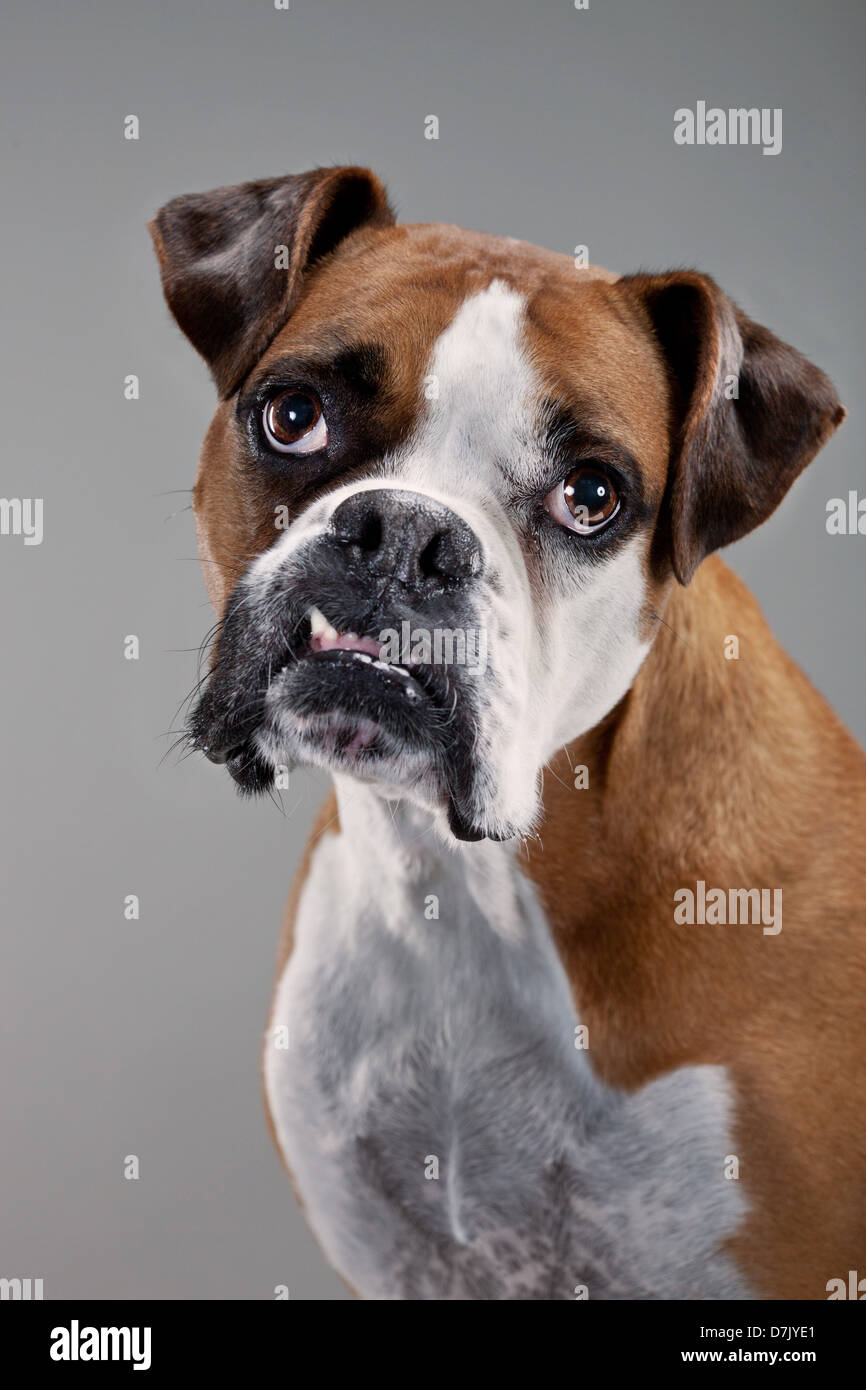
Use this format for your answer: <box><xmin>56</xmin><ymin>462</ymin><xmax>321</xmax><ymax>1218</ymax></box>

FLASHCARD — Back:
<box><xmin>357</xmin><ymin>512</ymin><xmax>382</xmax><ymax>553</ymax></box>
<box><xmin>420</xmin><ymin>521</ymin><xmax>481</xmax><ymax>583</ymax></box>
<box><xmin>333</xmin><ymin>499</ymin><xmax>382</xmax><ymax>553</ymax></box>
<box><xmin>418</xmin><ymin>531</ymin><xmax>451</xmax><ymax>580</ymax></box>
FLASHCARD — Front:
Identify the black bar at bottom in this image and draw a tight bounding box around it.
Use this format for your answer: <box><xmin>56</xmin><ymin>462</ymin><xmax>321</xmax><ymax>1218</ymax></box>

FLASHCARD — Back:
<box><xmin>1</xmin><ymin>1298</ymin><xmax>861</xmax><ymax>1374</ymax></box>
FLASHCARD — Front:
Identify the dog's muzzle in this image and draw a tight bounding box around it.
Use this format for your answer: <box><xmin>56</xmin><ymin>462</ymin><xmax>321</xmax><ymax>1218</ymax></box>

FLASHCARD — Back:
<box><xmin>189</xmin><ymin>488</ymin><xmax>496</xmax><ymax>840</ymax></box>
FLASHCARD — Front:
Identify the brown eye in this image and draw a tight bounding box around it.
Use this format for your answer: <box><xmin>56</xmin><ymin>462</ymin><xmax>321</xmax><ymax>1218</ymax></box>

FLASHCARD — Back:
<box><xmin>544</xmin><ymin>466</ymin><xmax>620</xmax><ymax>534</ymax></box>
<box><xmin>263</xmin><ymin>389</ymin><xmax>328</xmax><ymax>454</ymax></box>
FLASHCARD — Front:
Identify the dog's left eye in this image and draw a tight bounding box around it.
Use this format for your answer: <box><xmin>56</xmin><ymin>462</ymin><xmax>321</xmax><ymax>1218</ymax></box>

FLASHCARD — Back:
<box><xmin>262</xmin><ymin>389</ymin><xmax>328</xmax><ymax>454</ymax></box>
<box><xmin>544</xmin><ymin>466</ymin><xmax>620</xmax><ymax>534</ymax></box>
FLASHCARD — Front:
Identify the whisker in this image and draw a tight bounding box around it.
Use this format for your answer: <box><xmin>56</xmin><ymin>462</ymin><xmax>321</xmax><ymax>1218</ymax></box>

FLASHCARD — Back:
<box><xmin>650</xmin><ymin>609</ymin><xmax>689</xmax><ymax>644</ymax></box>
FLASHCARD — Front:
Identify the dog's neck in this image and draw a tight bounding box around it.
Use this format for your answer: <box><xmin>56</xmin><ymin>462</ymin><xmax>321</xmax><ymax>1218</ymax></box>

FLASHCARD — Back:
<box><xmin>331</xmin><ymin>775</ymin><xmax>530</xmax><ymax>942</ymax></box>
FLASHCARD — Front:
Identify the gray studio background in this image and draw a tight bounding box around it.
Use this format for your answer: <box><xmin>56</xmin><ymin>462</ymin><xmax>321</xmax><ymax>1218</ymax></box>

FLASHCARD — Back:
<box><xmin>1</xmin><ymin>0</ymin><xmax>863</xmax><ymax>1299</ymax></box>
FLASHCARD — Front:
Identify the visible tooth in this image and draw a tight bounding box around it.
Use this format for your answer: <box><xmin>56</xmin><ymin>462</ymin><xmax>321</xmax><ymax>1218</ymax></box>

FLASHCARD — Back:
<box><xmin>353</xmin><ymin>652</ymin><xmax>372</xmax><ymax>663</ymax></box>
<box><xmin>309</xmin><ymin>605</ymin><xmax>338</xmax><ymax>641</ymax></box>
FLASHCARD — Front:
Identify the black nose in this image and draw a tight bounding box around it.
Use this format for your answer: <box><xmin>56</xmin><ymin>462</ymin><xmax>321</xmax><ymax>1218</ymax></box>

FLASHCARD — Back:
<box><xmin>330</xmin><ymin>489</ymin><xmax>482</xmax><ymax>592</ymax></box>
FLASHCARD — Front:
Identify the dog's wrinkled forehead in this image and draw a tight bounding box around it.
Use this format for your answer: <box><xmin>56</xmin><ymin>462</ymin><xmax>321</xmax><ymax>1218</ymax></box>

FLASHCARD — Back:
<box><xmin>380</xmin><ymin>278</ymin><xmax>664</xmax><ymax>515</ymax></box>
<box><xmin>257</xmin><ymin>229</ymin><xmax>672</xmax><ymax>476</ymax></box>
<box><xmin>212</xmin><ymin>228</ymin><xmax>671</xmax><ymax>571</ymax></box>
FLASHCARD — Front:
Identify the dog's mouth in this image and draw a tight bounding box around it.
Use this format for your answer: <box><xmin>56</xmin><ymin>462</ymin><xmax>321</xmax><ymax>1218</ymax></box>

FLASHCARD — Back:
<box><xmin>268</xmin><ymin>604</ymin><xmax>453</xmax><ymax>728</ymax></box>
<box><xmin>288</xmin><ymin>605</ymin><xmax>443</xmax><ymax>711</ymax></box>
<box><xmin>189</xmin><ymin>599</ymin><xmax>489</xmax><ymax>836</ymax></box>
<box><xmin>261</xmin><ymin>603</ymin><xmax>456</xmax><ymax>787</ymax></box>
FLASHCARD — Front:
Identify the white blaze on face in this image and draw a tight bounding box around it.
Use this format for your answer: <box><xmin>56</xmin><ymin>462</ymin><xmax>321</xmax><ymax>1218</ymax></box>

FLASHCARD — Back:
<box><xmin>410</xmin><ymin>281</ymin><xmax>539</xmax><ymax>499</ymax></box>
<box><xmin>387</xmin><ymin>280</ymin><xmax>654</xmax><ymax>834</ymax></box>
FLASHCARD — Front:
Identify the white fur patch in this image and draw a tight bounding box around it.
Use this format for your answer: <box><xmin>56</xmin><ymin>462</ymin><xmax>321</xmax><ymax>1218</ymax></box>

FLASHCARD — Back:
<box><xmin>264</xmin><ymin>792</ymin><xmax>752</xmax><ymax>1300</ymax></box>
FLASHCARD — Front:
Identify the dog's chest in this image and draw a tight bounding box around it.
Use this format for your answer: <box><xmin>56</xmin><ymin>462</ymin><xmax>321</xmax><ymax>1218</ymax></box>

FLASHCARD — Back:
<box><xmin>264</xmin><ymin>828</ymin><xmax>751</xmax><ymax>1300</ymax></box>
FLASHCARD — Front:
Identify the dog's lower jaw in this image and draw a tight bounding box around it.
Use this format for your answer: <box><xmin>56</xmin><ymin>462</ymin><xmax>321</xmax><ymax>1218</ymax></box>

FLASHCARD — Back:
<box><xmin>251</xmin><ymin>705</ymin><xmax>536</xmax><ymax>844</ymax></box>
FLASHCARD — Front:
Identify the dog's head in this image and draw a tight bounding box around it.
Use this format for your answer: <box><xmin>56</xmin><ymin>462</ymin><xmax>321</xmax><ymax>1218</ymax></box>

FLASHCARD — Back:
<box><xmin>151</xmin><ymin>167</ymin><xmax>844</xmax><ymax>842</ymax></box>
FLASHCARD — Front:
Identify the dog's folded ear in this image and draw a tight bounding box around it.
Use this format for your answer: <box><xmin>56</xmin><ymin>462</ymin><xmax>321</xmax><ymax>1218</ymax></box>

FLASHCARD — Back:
<box><xmin>149</xmin><ymin>167</ymin><xmax>395</xmax><ymax>397</ymax></box>
<box><xmin>618</xmin><ymin>271</ymin><xmax>846</xmax><ymax>585</ymax></box>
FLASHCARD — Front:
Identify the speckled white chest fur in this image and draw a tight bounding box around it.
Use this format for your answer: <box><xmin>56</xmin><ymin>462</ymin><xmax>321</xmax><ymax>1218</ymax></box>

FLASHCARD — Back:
<box><xmin>264</xmin><ymin>789</ymin><xmax>752</xmax><ymax>1300</ymax></box>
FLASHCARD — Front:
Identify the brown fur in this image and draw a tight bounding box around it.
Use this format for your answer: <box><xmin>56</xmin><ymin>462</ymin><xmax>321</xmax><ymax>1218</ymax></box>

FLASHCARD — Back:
<box><xmin>520</xmin><ymin>557</ymin><xmax>866</xmax><ymax>1298</ymax></box>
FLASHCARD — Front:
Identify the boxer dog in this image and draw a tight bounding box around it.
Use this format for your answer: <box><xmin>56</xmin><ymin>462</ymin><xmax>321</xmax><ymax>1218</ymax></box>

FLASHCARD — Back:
<box><xmin>151</xmin><ymin>167</ymin><xmax>865</xmax><ymax>1300</ymax></box>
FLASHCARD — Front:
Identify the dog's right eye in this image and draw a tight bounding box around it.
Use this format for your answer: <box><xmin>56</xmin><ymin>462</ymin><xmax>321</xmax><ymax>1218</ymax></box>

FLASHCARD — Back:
<box><xmin>544</xmin><ymin>465</ymin><xmax>620</xmax><ymax>534</ymax></box>
<box><xmin>262</xmin><ymin>389</ymin><xmax>328</xmax><ymax>454</ymax></box>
